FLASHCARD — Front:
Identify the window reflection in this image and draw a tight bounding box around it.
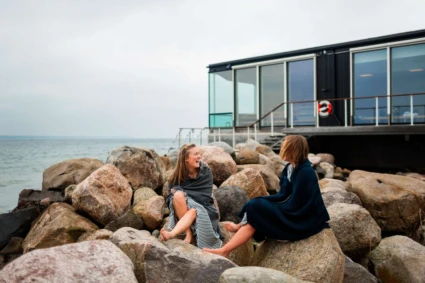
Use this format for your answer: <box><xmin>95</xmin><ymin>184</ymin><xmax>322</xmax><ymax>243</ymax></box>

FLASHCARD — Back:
<box><xmin>288</xmin><ymin>59</ymin><xmax>314</xmax><ymax>126</ymax></box>
<box><xmin>209</xmin><ymin>71</ymin><xmax>233</xmax><ymax>127</ymax></box>
<box><xmin>260</xmin><ymin>64</ymin><xmax>284</xmax><ymax>126</ymax></box>
<box><xmin>353</xmin><ymin>49</ymin><xmax>388</xmax><ymax>125</ymax></box>
<box><xmin>391</xmin><ymin>43</ymin><xmax>425</xmax><ymax>124</ymax></box>
<box><xmin>235</xmin><ymin>68</ymin><xmax>257</xmax><ymax>126</ymax></box>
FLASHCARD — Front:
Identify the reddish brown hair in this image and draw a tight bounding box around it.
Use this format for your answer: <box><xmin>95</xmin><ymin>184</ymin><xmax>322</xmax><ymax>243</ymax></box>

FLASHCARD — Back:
<box><xmin>279</xmin><ymin>135</ymin><xmax>309</xmax><ymax>166</ymax></box>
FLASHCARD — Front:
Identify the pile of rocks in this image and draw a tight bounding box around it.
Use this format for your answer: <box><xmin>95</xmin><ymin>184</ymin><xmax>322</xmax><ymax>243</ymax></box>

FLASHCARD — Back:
<box><xmin>1</xmin><ymin>139</ymin><xmax>425</xmax><ymax>283</ymax></box>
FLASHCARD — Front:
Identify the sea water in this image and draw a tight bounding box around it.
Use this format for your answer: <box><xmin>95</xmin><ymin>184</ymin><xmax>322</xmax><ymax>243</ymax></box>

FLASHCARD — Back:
<box><xmin>0</xmin><ymin>137</ymin><xmax>175</xmax><ymax>213</ymax></box>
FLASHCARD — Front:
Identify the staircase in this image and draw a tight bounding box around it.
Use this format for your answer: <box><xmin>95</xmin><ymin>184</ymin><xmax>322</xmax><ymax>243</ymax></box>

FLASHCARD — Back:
<box><xmin>260</xmin><ymin>133</ymin><xmax>286</xmax><ymax>153</ymax></box>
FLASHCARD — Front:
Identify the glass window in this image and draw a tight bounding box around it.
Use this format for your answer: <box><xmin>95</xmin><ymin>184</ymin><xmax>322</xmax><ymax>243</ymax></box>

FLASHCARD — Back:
<box><xmin>235</xmin><ymin>68</ymin><xmax>257</xmax><ymax>126</ymax></box>
<box><xmin>287</xmin><ymin>59</ymin><xmax>314</xmax><ymax>126</ymax></box>
<box><xmin>391</xmin><ymin>43</ymin><xmax>425</xmax><ymax>124</ymax></box>
<box><xmin>209</xmin><ymin>71</ymin><xmax>233</xmax><ymax>127</ymax></box>
<box><xmin>353</xmin><ymin>49</ymin><xmax>388</xmax><ymax>125</ymax></box>
<box><xmin>260</xmin><ymin>64</ymin><xmax>284</xmax><ymax>126</ymax></box>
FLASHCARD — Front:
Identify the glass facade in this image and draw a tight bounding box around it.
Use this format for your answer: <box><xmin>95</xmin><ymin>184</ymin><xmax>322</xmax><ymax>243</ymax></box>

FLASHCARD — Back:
<box><xmin>207</xmin><ymin>38</ymin><xmax>425</xmax><ymax>130</ymax></box>
<box><xmin>287</xmin><ymin>59</ymin><xmax>315</xmax><ymax>126</ymax></box>
<box><xmin>391</xmin><ymin>43</ymin><xmax>425</xmax><ymax>124</ymax></box>
<box><xmin>209</xmin><ymin>71</ymin><xmax>233</xmax><ymax>127</ymax></box>
<box><xmin>235</xmin><ymin>67</ymin><xmax>257</xmax><ymax>126</ymax></box>
<box><xmin>353</xmin><ymin>49</ymin><xmax>388</xmax><ymax>125</ymax></box>
<box><xmin>260</xmin><ymin>64</ymin><xmax>284</xmax><ymax>126</ymax></box>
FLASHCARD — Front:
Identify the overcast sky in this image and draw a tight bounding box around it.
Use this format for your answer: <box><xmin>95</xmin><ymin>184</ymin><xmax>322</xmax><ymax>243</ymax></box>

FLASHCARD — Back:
<box><xmin>0</xmin><ymin>0</ymin><xmax>424</xmax><ymax>138</ymax></box>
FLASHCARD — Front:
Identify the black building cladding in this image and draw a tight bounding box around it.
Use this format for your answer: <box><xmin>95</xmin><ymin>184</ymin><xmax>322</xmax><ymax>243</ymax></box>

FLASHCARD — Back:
<box><xmin>207</xmin><ymin>29</ymin><xmax>425</xmax><ymax>169</ymax></box>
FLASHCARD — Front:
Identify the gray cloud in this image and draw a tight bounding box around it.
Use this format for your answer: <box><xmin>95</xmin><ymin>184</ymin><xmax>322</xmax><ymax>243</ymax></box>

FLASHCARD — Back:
<box><xmin>1</xmin><ymin>0</ymin><xmax>424</xmax><ymax>137</ymax></box>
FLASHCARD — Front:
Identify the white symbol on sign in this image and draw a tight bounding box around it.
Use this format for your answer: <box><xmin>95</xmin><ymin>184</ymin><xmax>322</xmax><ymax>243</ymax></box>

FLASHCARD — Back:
<box><xmin>318</xmin><ymin>100</ymin><xmax>333</xmax><ymax>118</ymax></box>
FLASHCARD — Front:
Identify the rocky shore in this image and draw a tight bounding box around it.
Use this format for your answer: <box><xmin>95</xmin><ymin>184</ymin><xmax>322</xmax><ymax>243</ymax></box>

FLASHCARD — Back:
<box><xmin>1</xmin><ymin>140</ymin><xmax>425</xmax><ymax>282</ymax></box>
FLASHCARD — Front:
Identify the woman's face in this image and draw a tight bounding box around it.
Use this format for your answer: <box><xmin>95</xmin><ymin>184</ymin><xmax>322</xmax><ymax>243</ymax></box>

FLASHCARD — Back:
<box><xmin>185</xmin><ymin>146</ymin><xmax>201</xmax><ymax>170</ymax></box>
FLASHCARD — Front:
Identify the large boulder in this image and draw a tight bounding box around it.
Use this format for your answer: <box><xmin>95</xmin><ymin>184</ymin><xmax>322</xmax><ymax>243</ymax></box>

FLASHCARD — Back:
<box><xmin>200</xmin><ymin>146</ymin><xmax>238</xmax><ymax>187</ymax></box>
<box><xmin>235</xmin><ymin>149</ymin><xmax>260</xmax><ymax>165</ymax></box>
<box><xmin>22</xmin><ymin>203</ymin><xmax>98</xmax><ymax>253</ymax></box>
<box><xmin>255</xmin><ymin>144</ymin><xmax>277</xmax><ymax>158</ymax></box>
<box><xmin>367</xmin><ymin>235</ymin><xmax>425</xmax><ymax>283</ymax></box>
<box><xmin>104</xmin><ymin>209</ymin><xmax>143</xmax><ymax>232</ymax></box>
<box><xmin>0</xmin><ymin>240</ymin><xmax>137</xmax><ymax>282</ymax></box>
<box><xmin>109</xmin><ymin>227</ymin><xmax>236</xmax><ymax>283</ymax></box>
<box><xmin>213</xmin><ymin>186</ymin><xmax>250</xmax><ymax>223</ymax></box>
<box><xmin>316</xmin><ymin>153</ymin><xmax>335</xmax><ymax>165</ymax></box>
<box><xmin>322</xmin><ymin>189</ymin><xmax>362</xmax><ymax>208</ymax></box>
<box><xmin>0</xmin><ymin>207</ymin><xmax>39</xmax><ymax>250</ymax></box>
<box><xmin>252</xmin><ymin>228</ymin><xmax>345</xmax><ymax>283</ymax></box>
<box><xmin>348</xmin><ymin>170</ymin><xmax>425</xmax><ymax>235</ymax></box>
<box><xmin>42</xmin><ymin>158</ymin><xmax>103</xmax><ymax>191</ymax></box>
<box><xmin>218</xmin><ymin>267</ymin><xmax>310</xmax><ymax>283</ymax></box>
<box><xmin>319</xmin><ymin>178</ymin><xmax>350</xmax><ymax>191</ymax></box>
<box><xmin>106</xmin><ymin>146</ymin><xmax>164</xmax><ymax>190</ymax></box>
<box><xmin>132</xmin><ymin>196</ymin><xmax>165</xmax><ymax>230</ymax></box>
<box><xmin>237</xmin><ymin>164</ymin><xmax>280</xmax><ymax>193</ymax></box>
<box><xmin>328</xmin><ymin>203</ymin><xmax>381</xmax><ymax>259</ymax></box>
<box><xmin>220</xmin><ymin>168</ymin><xmax>268</xmax><ymax>199</ymax></box>
<box><xmin>72</xmin><ymin>164</ymin><xmax>132</xmax><ymax>226</ymax></box>
<box><xmin>207</xmin><ymin>142</ymin><xmax>235</xmax><ymax>157</ymax></box>
<box><xmin>133</xmin><ymin>187</ymin><xmax>157</xmax><ymax>206</ymax></box>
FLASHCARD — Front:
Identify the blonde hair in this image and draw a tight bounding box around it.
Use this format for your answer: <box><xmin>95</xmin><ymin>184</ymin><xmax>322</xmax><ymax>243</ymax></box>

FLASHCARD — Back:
<box><xmin>279</xmin><ymin>135</ymin><xmax>309</xmax><ymax>166</ymax></box>
<box><xmin>169</xmin><ymin>143</ymin><xmax>197</xmax><ymax>185</ymax></box>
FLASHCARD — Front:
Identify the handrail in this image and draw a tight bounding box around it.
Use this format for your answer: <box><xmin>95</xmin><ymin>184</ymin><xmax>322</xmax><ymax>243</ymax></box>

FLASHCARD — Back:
<box><xmin>245</xmin><ymin>92</ymin><xmax>425</xmax><ymax>128</ymax></box>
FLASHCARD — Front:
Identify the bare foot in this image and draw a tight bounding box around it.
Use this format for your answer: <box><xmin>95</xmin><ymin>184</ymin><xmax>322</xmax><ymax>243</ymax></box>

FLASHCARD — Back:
<box><xmin>160</xmin><ymin>228</ymin><xmax>174</xmax><ymax>241</ymax></box>
<box><xmin>183</xmin><ymin>230</ymin><xmax>193</xmax><ymax>244</ymax></box>
<box><xmin>224</xmin><ymin>222</ymin><xmax>241</xmax><ymax>233</ymax></box>
<box><xmin>203</xmin><ymin>247</ymin><xmax>230</xmax><ymax>258</ymax></box>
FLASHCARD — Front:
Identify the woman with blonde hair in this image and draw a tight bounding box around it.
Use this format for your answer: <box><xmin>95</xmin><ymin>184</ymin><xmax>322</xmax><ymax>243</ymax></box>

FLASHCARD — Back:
<box><xmin>161</xmin><ymin>143</ymin><xmax>223</xmax><ymax>249</ymax></box>
<box><xmin>203</xmin><ymin>135</ymin><xmax>330</xmax><ymax>257</ymax></box>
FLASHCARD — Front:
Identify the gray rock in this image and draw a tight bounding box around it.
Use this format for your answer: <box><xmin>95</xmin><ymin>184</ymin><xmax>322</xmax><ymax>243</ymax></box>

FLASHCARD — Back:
<box><xmin>106</xmin><ymin>146</ymin><xmax>165</xmax><ymax>190</ymax></box>
<box><xmin>208</xmin><ymin>141</ymin><xmax>235</xmax><ymax>156</ymax></box>
<box><xmin>104</xmin><ymin>209</ymin><xmax>143</xmax><ymax>232</ymax></box>
<box><xmin>0</xmin><ymin>237</ymin><xmax>23</xmax><ymax>255</ymax></box>
<box><xmin>328</xmin><ymin>203</ymin><xmax>381</xmax><ymax>259</ymax></box>
<box><xmin>0</xmin><ymin>240</ymin><xmax>137</xmax><ymax>282</ymax></box>
<box><xmin>219</xmin><ymin>267</ymin><xmax>310</xmax><ymax>283</ymax></box>
<box><xmin>368</xmin><ymin>235</ymin><xmax>425</xmax><ymax>283</ymax></box>
<box><xmin>213</xmin><ymin>186</ymin><xmax>250</xmax><ymax>223</ymax></box>
<box><xmin>343</xmin><ymin>256</ymin><xmax>377</xmax><ymax>283</ymax></box>
<box><xmin>322</xmin><ymin>190</ymin><xmax>362</xmax><ymax>208</ymax></box>
<box><xmin>42</xmin><ymin>158</ymin><xmax>103</xmax><ymax>191</ymax></box>
<box><xmin>109</xmin><ymin>227</ymin><xmax>236</xmax><ymax>283</ymax></box>
<box><xmin>252</xmin><ymin>228</ymin><xmax>345</xmax><ymax>283</ymax></box>
<box><xmin>0</xmin><ymin>207</ymin><xmax>39</xmax><ymax>250</ymax></box>
<box><xmin>15</xmin><ymin>189</ymin><xmax>65</xmax><ymax>210</ymax></box>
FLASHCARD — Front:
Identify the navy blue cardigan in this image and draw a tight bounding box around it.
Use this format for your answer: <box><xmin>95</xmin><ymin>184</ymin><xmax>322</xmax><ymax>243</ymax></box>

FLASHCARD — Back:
<box><xmin>239</xmin><ymin>159</ymin><xmax>330</xmax><ymax>241</ymax></box>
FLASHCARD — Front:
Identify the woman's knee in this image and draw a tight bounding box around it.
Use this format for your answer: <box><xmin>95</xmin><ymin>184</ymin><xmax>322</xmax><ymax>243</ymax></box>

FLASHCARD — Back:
<box><xmin>173</xmin><ymin>191</ymin><xmax>186</xmax><ymax>204</ymax></box>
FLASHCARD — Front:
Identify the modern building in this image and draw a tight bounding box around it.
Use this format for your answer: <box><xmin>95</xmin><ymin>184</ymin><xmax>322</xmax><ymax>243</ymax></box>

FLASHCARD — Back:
<box><xmin>207</xmin><ymin>29</ymin><xmax>425</xmax><ymax>170</ymax></box>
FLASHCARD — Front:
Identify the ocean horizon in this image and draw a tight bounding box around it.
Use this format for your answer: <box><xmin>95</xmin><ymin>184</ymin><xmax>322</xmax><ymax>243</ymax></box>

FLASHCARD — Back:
<box><xmin>0</xmin><ymin>137</ymin><xmax>177</xmax><ymax>213</ymax></box>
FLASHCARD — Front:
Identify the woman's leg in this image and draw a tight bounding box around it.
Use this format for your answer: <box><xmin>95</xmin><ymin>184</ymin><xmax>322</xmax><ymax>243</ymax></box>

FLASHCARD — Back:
<box><xmin>161</xmin><ymin>191</ymin><xmax>196</xmax><ymax>242</ymax></box>
<box><xmin>203</xmin><ymin>223</ymin><xmax>255</xmax><ymax>257</ymax></box>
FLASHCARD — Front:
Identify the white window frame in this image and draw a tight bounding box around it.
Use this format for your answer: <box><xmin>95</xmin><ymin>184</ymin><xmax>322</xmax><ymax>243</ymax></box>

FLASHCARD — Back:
<box><xmin>232</xmin><ymin>53</ymin><xmax>317</xmax><ymax>127</ymax></box>
<box><xmin>349</xmin><ymin>37</ymin><xmax>425</xmax><ymax>119</ymax></box>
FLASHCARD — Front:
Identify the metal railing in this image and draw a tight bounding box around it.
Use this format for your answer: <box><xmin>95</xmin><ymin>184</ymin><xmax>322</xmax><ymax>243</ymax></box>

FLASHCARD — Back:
<box><xmin>170</xmin><ymin>92</ymin><xmax>425</xmax><ymax>150</ymax></box>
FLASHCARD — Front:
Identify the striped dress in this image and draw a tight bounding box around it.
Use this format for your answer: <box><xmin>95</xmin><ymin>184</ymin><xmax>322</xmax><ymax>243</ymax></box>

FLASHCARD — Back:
<box><xmin>168</xmin><ymin>192</ymin><xmax>222</xmax><ymax>249</ymax></box>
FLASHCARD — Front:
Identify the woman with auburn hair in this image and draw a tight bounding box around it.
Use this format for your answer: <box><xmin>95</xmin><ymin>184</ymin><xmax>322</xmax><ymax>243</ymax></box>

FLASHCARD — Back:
<box><xmin>203</xmin><ymin>135</ymin><xmax>330</xmax><ymax>257</ymax></box>
<box><xmin>160</xmin><ymin>143</ymin><xmax>223</xmax><ymax>249</ymax></box>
